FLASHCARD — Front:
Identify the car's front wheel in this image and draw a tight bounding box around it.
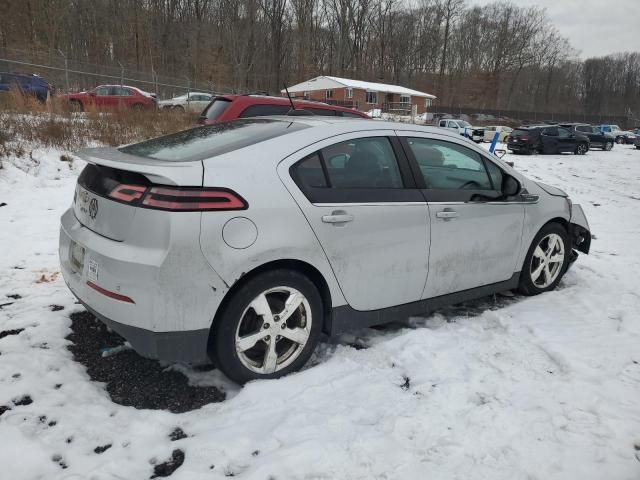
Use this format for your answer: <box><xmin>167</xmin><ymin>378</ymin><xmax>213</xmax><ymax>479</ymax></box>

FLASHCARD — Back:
<box><xmin>603</xmin><ymin>141</ymin><xmax>613</xmax><ymax>151</ymax></box>
<box><xmin>211</xmin><ymin>269</ymin><xmax>323</xmax><ymax>384</ymax></box>
<box><xmin>518</xmin><ymin>223</ymin><xmax>570</xmax><ymax>296</ymax></box>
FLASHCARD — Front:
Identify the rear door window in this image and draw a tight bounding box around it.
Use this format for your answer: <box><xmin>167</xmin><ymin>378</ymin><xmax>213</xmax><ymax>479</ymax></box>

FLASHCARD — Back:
<box><xmin>322</xmin><ymin>137</ymin><xmax>403</xmax><ymax>189</ymax></box>
<box><xmin>120</xmin><ymin>119</ymin><xmax>309</xmax><ymax>162</ymax></box>
<box><xmin>240</xmin><ymin>104</ymin><xmax>290</xmax><ymax>118</ymax></box>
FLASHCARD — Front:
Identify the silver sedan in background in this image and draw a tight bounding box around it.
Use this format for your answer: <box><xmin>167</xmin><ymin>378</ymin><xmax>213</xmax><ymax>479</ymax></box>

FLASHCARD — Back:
<box><xmin>158</xmin><ymin>92</ymin><xmax>213</xmax><ymax>113</ymax></box>
<box><xmin>59</xmin><ymin>118</ymin><xmax>591</xmax><ymax>383</ymax></box>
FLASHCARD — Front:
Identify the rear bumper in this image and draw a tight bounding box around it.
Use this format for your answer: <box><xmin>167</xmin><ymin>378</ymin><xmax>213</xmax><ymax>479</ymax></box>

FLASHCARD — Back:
<box><xmin>59</xmin><ymin>208</ymin><xmax>228</xmax><ymax>364</ymax></box>
<box><xmin>75</xmin><ymin>297</ymin><xmax>210</xmax><ymax>363</ymax></box>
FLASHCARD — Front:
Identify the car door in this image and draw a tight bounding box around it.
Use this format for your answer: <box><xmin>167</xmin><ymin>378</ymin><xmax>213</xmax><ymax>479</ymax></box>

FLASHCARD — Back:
<box><xmin>398</xmin><ymin>132</ymin><xmax>525</xmax><ymax>298</ymax></box>
<box><xmin>557</xmin><ymin>127</ymin><xmax>575</xmax><ymax>152</ymax></box>
<box><xmin>283</xmin><ymin>132</ymin><xmax>430</xmax><ymax>311</ymax></box>
<box><xmin>93</xmin><ymin>86</ymin><xmax>113</xmax><ymax>109</ymax></box>
<box><xmin>540</xmin><ymin>127</ymin><xmax>561</xmax><ymax>153</ymax></box>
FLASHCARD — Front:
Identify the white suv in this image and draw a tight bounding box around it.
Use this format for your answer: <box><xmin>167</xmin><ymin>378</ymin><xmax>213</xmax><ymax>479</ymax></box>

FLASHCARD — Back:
<box><xmin>438</xmin><ymin>118</ymin><xmax>484</xmax><ymax>143</ymax></box>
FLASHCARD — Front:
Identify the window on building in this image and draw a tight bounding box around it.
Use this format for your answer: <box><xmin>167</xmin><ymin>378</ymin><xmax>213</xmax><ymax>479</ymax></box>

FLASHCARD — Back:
<box><xmin>424</xmin><ymin>98</ymin><xmax>432</xmax><ymax>107</ymax></box>
<box><xmin>346</xmin><ymin>88</ymin><xmax>353</xmax><ymax>99</ymax></box>
<box><xmin>400</xmin><ymin>94</ymin><xmax>410</xmax><ymax>104</ymax></box>
<box><xmin>366</xmin><ymin>91</ymin><xmax>378</xmax><ymax>104</ymax></box>
<box><xmin>326</xmin><ymin>89</ymin><xmax>333</xmax><ymax>99</ymax></box>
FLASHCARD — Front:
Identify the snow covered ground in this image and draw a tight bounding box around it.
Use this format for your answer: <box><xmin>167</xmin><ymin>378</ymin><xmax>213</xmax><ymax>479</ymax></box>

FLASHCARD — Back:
<box><xmin>1</xmin><ymin>142</ymin><xmax>640</xmax><ymax>479</ymax></box>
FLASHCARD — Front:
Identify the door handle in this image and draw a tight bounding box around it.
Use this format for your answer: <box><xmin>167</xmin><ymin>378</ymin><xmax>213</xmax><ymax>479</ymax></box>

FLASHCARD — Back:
<box><xmin>322</xmin><ymin>213</ymin><xmax>354</xmax><ymax>224</ymax></box>
<box><xmin>436</xmin><ymin>210</ymin><xmax>458</xmax><ymax>219</ymax></box>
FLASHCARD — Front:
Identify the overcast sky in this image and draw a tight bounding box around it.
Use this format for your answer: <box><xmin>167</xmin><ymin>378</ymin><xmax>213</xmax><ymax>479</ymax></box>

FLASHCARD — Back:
<box><xmin>470</xmin><ymin>0</ymin><xmax>640</xmax><ymax>58</ymax></box>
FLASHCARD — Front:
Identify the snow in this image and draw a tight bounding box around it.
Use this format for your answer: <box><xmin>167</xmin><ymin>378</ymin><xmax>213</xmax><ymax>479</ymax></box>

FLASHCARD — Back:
<box><xmin>1</xmin><ymin>140</ymin><xmax>640</xmax><ymax>479</ymax></box>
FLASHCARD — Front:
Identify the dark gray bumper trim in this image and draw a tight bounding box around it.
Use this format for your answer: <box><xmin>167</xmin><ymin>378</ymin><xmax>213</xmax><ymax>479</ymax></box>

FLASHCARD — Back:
<box><xmin>80</xmin><ymin>302</ymin><xmax>211</xmax><ymax>364</ymax></box>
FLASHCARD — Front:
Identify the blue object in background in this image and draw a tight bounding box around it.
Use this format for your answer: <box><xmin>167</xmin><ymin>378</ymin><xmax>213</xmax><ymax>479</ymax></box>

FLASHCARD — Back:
<box><xmin>489</xmin><ymin>130</ymin><xmax>500</xmax><ymax>153</ymax></box>
<box><xmin>0</xmin><ymin>73</ymin><xmax>51</xmax><ymax>102</ymax></box>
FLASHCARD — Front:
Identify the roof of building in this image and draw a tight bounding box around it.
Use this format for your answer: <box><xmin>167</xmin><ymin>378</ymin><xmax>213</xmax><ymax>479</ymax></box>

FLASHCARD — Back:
<box><xmin>282</xmin><ymin>76</ymin><xmax>436</xmax><ymax>99</ymax></box>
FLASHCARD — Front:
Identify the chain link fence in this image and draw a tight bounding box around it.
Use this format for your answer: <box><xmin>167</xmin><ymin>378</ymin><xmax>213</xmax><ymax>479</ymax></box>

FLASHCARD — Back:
<box><xmin>0</xmin><ymin>46</ymin><xmax>241</xmax><ymax>100</ymax></box>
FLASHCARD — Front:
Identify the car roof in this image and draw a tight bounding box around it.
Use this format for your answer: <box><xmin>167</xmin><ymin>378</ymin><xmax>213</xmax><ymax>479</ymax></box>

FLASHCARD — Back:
<box><xmin>215</xmin><ymin>94</ymin><xmax>365</xmax><ymax>113</ymax></box>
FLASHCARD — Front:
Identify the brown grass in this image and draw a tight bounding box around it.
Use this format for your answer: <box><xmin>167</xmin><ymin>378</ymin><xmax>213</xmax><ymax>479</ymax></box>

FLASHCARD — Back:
<box><xmin>0</xmin><ymin>88</ymin><xmax>197</xmax><ymax>160</ymax></box>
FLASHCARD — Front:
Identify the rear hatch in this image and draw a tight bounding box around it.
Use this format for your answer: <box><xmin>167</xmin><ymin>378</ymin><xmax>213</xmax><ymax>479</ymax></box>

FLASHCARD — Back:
<box><xmin>509</xmin><ymin>128</ymin><xmax>533</xmax><ymax>144</ymax></box>
<box><xmin>75</xmin><ymin>147</ymin><xmax>203</xmax><ymax>241</ymax></box>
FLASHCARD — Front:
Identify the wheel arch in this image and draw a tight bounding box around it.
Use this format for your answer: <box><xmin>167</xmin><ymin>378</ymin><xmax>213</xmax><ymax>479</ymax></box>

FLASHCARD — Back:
<box><xmin>209</xmin><ymin>259</ymin><xmax>334</xmax><ymax>349</ymax></box>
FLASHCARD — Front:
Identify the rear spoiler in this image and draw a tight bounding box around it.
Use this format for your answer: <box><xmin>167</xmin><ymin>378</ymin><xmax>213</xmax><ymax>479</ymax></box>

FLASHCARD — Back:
<box><xmin>77</xmin><ymin>147</ymin><xmax>203</xmax><ymax>187</ymax></box>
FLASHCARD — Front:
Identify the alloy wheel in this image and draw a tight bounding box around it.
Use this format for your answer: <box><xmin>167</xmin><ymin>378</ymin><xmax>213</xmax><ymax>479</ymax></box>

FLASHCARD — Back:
<box><xmin>576</xmin><ymin>143</ymin><xmax>587</xmax><ymax>155</ymax></box>
<box><xmin>605</xmin><ymin>142</ymin><xmax>613</xmax><ymax>151</ymax></box>
<box><xmin>235</xmin><ymin>287</ymin><xmax>312</xmax><ymax>374</ymax></box>
<box><xmin>530</xmin><ymin>233</ymin><xmax>565</xmax><ymax>288</ymax></box>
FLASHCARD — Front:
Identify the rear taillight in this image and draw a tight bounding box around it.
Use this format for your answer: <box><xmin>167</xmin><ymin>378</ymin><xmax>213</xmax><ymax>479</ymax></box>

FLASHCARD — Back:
<box><xmin>141</xmin><ymin>187</ymin><xmax>246</xmax><ymax>211</ymax></box>
<box><xmin>109</xmin><ymin>184</ymin><xmax>147</xmax><ymax>203</ymax></box>
<box><xmin>521</xmin><ymin>136</ymin><xmax>529</xmax><ymax>141</ymax></box>
<box><xmin>107</xmin><ymin>184</ymin><xmax>246</xmax><ymax>212</ymax></box>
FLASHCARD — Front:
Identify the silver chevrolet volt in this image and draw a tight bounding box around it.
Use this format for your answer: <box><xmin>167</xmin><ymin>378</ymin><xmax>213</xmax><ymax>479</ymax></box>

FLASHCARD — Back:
<box><xmin>59</xmin><ymin>117</ymin><xmax>591</xmax><ymax>383</ymax></box>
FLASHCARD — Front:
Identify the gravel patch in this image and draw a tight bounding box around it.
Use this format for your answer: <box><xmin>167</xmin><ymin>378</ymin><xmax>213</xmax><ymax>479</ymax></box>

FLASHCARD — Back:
<box><xmin>67</xmin><ymin>311</ymin><xmax>225</xmax><ymax>412</ymax></box>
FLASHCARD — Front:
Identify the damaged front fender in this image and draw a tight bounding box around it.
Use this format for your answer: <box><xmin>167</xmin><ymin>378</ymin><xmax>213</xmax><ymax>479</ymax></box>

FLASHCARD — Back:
<box><xmin>569</xmin><ymin>204</ymin><xmax>591</xmax><ymax>254</ymax></box>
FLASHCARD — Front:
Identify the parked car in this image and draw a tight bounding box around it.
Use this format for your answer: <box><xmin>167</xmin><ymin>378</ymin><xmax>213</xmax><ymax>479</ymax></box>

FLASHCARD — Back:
<box><xmin>559</xmin><ymin>123</ymin><xmax>615</xmax><ymax>151</ymax></box>
<box><xmin>599</xmin><ymin>124</ymin><xmax>637</xmax><ymax>144</ymax></box>
<box><xmin>59</xmin><ymin>117</ymin><xmax>591</xmax><ymax>383</ymax></box>
<box><xmin>0</xmin><ymin>72</ymin><xmax>53</xmax><ymax>102</ymax></box>
<box><xmin>507</xmin><ymin>125</ymin><xmax>590</xmax><ymax>155</ymax></box>
<box><xmin>158</xmin><ymin>92</ymin><xmax>213</xmax><ymax>113</ymax></box>
<box><xmin>483</xmin><ymin>125</ymin><xmax>513</xmax><ymax>143</ymax></box>
<box><xmin>60</xmin><ymin>85</ymin><xmax>157</xmax><ymax>111</ymax></box>
<box><xmin>199</xmin><ymin>95</ymin><xmax>369</xmax><ymax>124</ymax></box>
<box><xmin>437</xmin><ymin>118</ymin><xmax>485</xmax><ymax>143</ymax></box>
<box><xmin>634</xmin><ymin>129</ymin><xmax>640</xmax><ymax>149</ymax></box>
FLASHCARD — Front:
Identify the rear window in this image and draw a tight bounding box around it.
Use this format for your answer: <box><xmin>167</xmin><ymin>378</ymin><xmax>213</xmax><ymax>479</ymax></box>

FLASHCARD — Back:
<box><xmin>512</xmin><ymin>129</ymin><xmax>531</xmax><ymax>137</ymax></box>
<box><xmin>119</xmin><ymin>119</ymin><xmax>309</xmax><ymax>162</ymax></box>
<box><xmin>203</xmin><ymin>98</ymin><xmax>232</xmax><ymax>120</ymax></box>
<box><xmin>240</xmin><ymin>104</ymin><xmax>291</xmax><ymax>118</ymax></box>
<box><xmin>307</xmin><ymin>108</ymin><xmax>336</xmax><ymax>116</ymax></box>
<box><xmin>341</xmin><ymin>111</ymin><xmax>365</xmax><ymax>118</ymax></box>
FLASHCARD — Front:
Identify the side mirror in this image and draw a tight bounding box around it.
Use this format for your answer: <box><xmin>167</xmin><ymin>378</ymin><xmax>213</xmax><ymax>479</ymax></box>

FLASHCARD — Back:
<box><xmin>502</xmin><ymin>174</ymin><xmax>520</xmax><ymax>197</ymax></box>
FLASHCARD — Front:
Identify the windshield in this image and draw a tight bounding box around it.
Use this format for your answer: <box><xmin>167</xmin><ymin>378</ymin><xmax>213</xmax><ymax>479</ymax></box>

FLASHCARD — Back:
<box><xmin>119</xmin><ymin>119</ymin><xmax>309</xmax><ymax>162</ymax></box>
<box><xmin>458</xmin><ymin>121</ymin><xmax>471</xmax><ymax>128</ymax></box>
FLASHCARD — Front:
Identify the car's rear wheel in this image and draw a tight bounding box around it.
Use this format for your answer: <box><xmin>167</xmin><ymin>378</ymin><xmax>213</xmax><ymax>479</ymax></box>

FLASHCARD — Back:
<box><xmin>575</xmin><ymin>142</ymin><xmax>588</xmax><ymax>155</ymax></box>
<box><xmin>173</xmin><ymin>105</ymin><xmax>185</xmax><ymax>112</ymax></box>
<box><xmin>518</xmin><ymin>223</ymin><xmax>570</xmax><ymax>296</ymax></box>
<box><xmin>615</xmin><ymin>136</ymin><xmax>624</xmax><ymax>144</ymax></box>
<box><xmin>211</xmin><ymin>269</ymin><xmax>323</xmax><ymax>384</ymax></box>
<box><xmin>603</xmin><ymin>141</ymin><xmax>613</xmax><ymax>151</ymax></box>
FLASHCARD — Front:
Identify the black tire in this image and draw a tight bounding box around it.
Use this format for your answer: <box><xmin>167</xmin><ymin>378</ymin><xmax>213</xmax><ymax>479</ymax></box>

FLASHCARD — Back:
<box><xmin>69</xmin><ymin>100</ymin><xmax>83</xmax><ymax>112</ymax></box>
<box><xmin>574</xmin><ymin>142</ymin><xmax>588</xmax><ymax>155</ymax></box>
<box><xmin>210</xmin><ymin>269</ymin><xmax>323</xmax><ymax>384</ymax></box>
<box><xmin>518</xmin><ymin>223</ymin><xmax>570</xmax><ymax>296</ymax></box>
<box><xmin>132</xmin><ymin>103</ymin><xmax>144</xmax><ymax>111</ymax></box>
<box><xmin>615</xmin><ymin>136</ymin><xmax>624</xmax><ymax>144</ymax></box>
<box><xmin>173</xmin><ymin>105</ymin><xmax>185</xmax><ymax>112</ymax></box>
<box><xmin>603</xmin><ymin>141</ymin><xmax>613</xmax><ymax>151</ymax></box>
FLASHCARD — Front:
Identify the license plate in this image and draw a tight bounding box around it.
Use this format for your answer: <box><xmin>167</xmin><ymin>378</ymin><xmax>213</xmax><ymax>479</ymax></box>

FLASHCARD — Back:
<box><xmin>70</xmin><ymin>240</ymin><xmax>85</xmax><ymax>273</ymax></box>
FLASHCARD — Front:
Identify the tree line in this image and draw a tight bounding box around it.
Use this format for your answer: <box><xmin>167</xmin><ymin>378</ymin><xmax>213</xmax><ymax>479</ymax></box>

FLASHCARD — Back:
<box><xmin>1</xmin><ymin>0</ymin><xmax>639</xmax><ymax>118</ymax></box>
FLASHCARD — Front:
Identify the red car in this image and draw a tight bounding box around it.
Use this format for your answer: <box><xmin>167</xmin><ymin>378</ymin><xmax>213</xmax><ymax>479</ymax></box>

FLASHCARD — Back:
<box><xmin>198</xmin><ymin>94</ymin><xmax>368</xmax><ymax>124</ymax></box>
<box><xmin>60</xmin><ymin>85</ymin><xmax>157</xmax><ymax>111</ymax></box>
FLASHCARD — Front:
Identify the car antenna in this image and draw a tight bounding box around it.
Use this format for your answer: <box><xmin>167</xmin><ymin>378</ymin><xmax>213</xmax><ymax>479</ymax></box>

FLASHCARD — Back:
<box><xmin>284</xmin><ymin>84</ymin><xmax>296</xmax><ymax>110</ymax></box>
<box><xmin>284</xmin><ymin>83</ymin><xmax>314</xmax><ymax>117</ymax></box>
